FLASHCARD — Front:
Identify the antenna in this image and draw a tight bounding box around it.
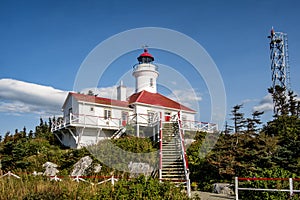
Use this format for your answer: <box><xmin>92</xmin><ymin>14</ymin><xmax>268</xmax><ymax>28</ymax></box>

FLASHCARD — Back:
<box><xmin>142</xmin><ymin>44</ymin><xmax>149</xmax><ymax>51</ymax></box>
<box><xmin>268</xmin><ymin>27</ymin><xmax>291</xmax><ymax>115</ymax></box>
<box><xmin>269</xmin><ymin>27</ymin><xmax>291</xmax><ymax>91</ymax></box>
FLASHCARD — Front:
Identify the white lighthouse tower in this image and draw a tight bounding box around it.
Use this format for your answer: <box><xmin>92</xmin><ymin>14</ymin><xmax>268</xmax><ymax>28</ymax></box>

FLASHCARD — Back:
<box><xmin>133</xmin><ymin>48</ymin><xmax>159</xmax><ymax>93</ymax></box>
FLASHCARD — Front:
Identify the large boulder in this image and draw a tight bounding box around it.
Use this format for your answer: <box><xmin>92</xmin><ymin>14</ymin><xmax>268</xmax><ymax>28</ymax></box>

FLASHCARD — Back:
<box><xmin>128</xmin><ymin>161</ymin><xmax>154</xmax><ymax>178</ymax></box>
<box><xmin>212</xmin><ymin>183</ymin><xmax>234</xmax><ymax>195</ymax></box>
<box><xmin>71</xmin><ymin>156</ymin><xmax>93</xmax><ymax>176</ymax></box>
<box><xmin>43</xmin><ymin>162</ymin><xmax>59</xmax><ymax>176</ymax></box>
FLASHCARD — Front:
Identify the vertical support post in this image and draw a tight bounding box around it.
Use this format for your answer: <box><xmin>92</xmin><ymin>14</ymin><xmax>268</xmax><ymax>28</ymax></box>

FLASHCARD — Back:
<box><xmin>111</xmin><ymin>175</ymin><xmax>115</xmax><ymax>186</ymax></box>
<box><xmin>136</xmin><ymin>124</ymin><xmax>140</xmax><ymax>137</ymax></box>
<box><xmin>187</xmin><ymin>175</ymin><xmax>191</xmax><ymax>198</ymax></box>
<box><xmin>136</xmin><ymin>114</ymin><xmax>139</xmax><ymax>137</ymax></box>
<box><xmin>235</xmin><ymin>177</ymin><xmax>239</xmax><ymax>200</ymax></box>
<box><xmin>289</xmin><ymin>178</ymin><xmax>293</xmax><ymax>197</ymax></box>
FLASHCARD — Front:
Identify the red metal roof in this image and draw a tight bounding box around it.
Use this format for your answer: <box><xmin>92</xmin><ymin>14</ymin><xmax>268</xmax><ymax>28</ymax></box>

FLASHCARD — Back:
<box><xmin>69</xmin><ymin>92</ymin><xmax>129</xmax><ymax>108</ymax></box>
<box><xmin>138</xmin><ymin>49</ymin><xmax>154</xmax><ymax>61</ymax></box>
<box><xmin>139</xmin><ymin>50</ymin><xmax>153</xmax><ymax>58</ymax></box>
<box><xmin>128</xmin><ymin>90</ymin><xmax>195</xmax><ymax>112</ymax></box>
<box><xmin>65</xmin><ymin>91</ymin><xmax>195</xmax><ymax>113</ymax></box>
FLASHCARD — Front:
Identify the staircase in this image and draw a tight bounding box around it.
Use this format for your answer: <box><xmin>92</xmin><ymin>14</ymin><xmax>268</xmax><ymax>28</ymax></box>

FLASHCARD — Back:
<box><xmin>160</xmin><ymin>123</ymin><xmax>185</xmax><ymax>182</ymax></box>
<box><xmin>159</xmin><ymin>119</ymin><xmax>191</xmax><ymax>197</ymax></box>
<box><xmin>111</xmin><ymin>127</ymin><xmax>126</xmax><ymax>139</ymax></box>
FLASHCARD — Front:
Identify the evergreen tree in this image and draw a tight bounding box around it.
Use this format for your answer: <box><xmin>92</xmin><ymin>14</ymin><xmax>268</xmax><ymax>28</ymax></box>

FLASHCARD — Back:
<box><xmin>223</xmin><ymin>121</ymin><xmax>233</xmax><ymax>135</ymax></box>
<box><xmin>246</xmin><ymin>110</ymin><xmax>264</xmax><ymax>133</ymax></box>
<box><xmin>3</xmin><ymin>131</ymin><xmax>11</xmax><ymax>143</ymax></box>
<box><xmin>28</xmin><ymin>130</ymin><xmax>34</xmax><ymax>139</ymax></box>
<box><xmin>230</xmin><ymin>104</ymin><xmax>245</xmax><ymax>133</ymax></box>
<box><xmin>288</xmin><ymin>90</ymin><xmax>297</xmax><ymax>116</ymax></box>
<box><xmin>297</xmin><ymin>101</ymin><xmax>300</xmax><ymax>117</ymax></box>
<box><xmin>268</xmin><ymin>85</ymin><xmax>289</xmax><ymax>117</ymax></box>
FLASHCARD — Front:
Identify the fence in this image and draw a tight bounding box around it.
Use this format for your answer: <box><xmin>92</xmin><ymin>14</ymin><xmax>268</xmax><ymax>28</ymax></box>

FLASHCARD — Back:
<box><xmin>0</xmin><ymin>171</ymin><xmax>123</xmax><ymax>185</ymax></box>
<box><xmin>235</xmin><ymin>177</ymin><xmax>300</xmax><ymax>200</ymax></box>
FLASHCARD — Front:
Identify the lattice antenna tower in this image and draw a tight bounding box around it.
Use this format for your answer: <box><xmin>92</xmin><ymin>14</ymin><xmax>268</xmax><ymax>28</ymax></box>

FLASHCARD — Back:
<box><xmin>268</xmin><ymin>27</ymin><xmax>291</xmax><ymax>92</ymax></box>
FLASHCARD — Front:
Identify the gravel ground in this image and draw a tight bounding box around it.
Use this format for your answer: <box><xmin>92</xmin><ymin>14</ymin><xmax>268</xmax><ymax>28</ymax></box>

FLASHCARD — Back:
<box><xmin>191</xmin><ymin>191</ymin><xmax>235</xmax><ymax>200</ymax></box>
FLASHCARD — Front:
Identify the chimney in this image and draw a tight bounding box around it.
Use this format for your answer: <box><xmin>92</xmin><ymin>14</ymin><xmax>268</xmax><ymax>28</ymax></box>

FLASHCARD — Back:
<box><xmin>117</xmin><ymin>81</ymin><xmax>127</xmax><ymax>101</ymax></box>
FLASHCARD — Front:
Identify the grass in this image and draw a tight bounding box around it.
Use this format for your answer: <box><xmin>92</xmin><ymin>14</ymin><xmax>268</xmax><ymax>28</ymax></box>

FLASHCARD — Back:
<box><xmin>0</xmin><ymin>174</ymin><xmax>190</xmax><ymax>200</ymax></box>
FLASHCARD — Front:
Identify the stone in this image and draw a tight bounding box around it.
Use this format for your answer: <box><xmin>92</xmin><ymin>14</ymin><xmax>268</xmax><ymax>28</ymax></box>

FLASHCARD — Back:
<box><xmin>71</xmin><ymin>156</ymin><xmax>93</xmax><ymax>176</ymax></box>
<box><xmin>128</xmin><ymin>161</ymin><xmax>154</xmax><ymax>178</ymax></box>
<box><xmin>212</xmin><ymin>183</ymin><xmax>234</xmax><ymax>195</ymax></box>
<box><xmin>94</xmin><ymin>164</ymin><xmax>102</xmax><ymax>173</ymax></box>
<box><xmin>43</xmin><ymin>162</ymin><xmax>59</xmax><ymax>176</ymax></box>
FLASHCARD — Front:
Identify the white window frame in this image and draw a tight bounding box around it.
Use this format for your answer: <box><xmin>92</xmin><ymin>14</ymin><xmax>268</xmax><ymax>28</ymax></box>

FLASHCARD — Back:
<box><xmin>104</xmin><ymin>109</ymin><xmax>112</xmax><ymax>120</ymax></box>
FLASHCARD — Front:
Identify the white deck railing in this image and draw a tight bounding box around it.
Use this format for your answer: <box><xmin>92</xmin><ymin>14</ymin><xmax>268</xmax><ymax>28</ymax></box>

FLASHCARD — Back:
<box><xmin>51</xmin><ymin>113</ymin><xmax>122</xmax><ymax>131</ymax></box>
<box><xmin>51</xmin><ymin>112</ymin><xmax>218</xmax><ymax>133</ymax></box>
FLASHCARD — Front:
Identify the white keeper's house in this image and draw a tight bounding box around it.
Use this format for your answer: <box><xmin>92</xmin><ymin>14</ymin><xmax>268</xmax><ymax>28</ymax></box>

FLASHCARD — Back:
<box><xmin>51</xmin><ymin>49</ymin><xmax>217</xmax><ymax>148</ymax></box>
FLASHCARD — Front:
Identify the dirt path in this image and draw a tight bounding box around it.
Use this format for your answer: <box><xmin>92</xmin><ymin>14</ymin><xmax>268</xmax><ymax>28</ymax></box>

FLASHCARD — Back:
<box><xmin>191</xmin><ymin>191</ymin><xmax>235</xmax><ymax>200</ymax></box>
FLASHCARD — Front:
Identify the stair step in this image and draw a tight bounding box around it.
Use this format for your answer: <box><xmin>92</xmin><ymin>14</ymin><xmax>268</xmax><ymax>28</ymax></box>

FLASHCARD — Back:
<box><xmin>162</xmin><ymin>151</ymin><xmax>181</xmax><ymax>153</ymax></box>
<box><xmin>162</xmin><ymin>169</ymin><xmax>184</xmax><ymax>172</ymax></box>
<box><xmin>162</xmin><ymin>154</ymin><xmax>180</xmax><ymax>156</ymax></box>
<box><xmin>162</xmin><ymin>161</ymin><xmax>183</xmax><ymax>167</ymax></box>
<box><xmin>162</xmin><ymin>152</ymin><xmax>181</xmax><ymax>154</ymax></box>
<box><xmin>160</xmin><ymin>178</ymin><xmax>186</xmax><ymax>182</ymax></box>
<box><xmin>162</xmin><ymin>157</ymin><xmax>182</xmax><ymax>160</ymax></box>
<box><xmin>162</xmin><ymin>155</ymin><xmax>181</xmax><ymax>158</ymax></box>
<box><xmin>162</xmin><ymin>159</ymin><xmax>182</xmax><ymax>162</ymax></box>
<box><xmin>162</xmin><ymin>175</ymin><xmax>185</xmax><ymax>178</ymax></box>
<box><xmin>162</xmin><ymin>172</ymin><xmax>185</xmax><ymax>175</ymax></box>
<box><xmin>162</xmin><ymin>146</ymin><xmax>179</xmax><ymax>148</ymax></box>
<box><xmin>161</xmin><ymin>158</ymin><xmax>182</xmax><ymax>162</ymax></box>
<box><xmin>162</xmin><ymin>167</ymin><xmax>184</xmax><ymax>170</ymax></box>
<box><xmin>162</xmin><ymin>166</ymin><xmax>184</xmax><ymax>169</ymax></box>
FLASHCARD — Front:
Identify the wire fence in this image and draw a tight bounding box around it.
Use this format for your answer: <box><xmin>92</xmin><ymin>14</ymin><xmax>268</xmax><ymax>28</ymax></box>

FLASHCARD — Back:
<box><xmin>235</xmin><ymin>177</ymin><xmax>300</xmax><ymax>200</ymax></box>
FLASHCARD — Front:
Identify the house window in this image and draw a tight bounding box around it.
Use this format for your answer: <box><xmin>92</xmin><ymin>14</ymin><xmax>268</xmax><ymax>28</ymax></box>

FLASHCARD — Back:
<box><xmin>150</xmin><ymin>78</ymin><xmax>153</xmax><ymax>87</ymax></box>
<box><xmin>148</xmin><ymin>111</ymin><xmax>155</xmax><ymax>124</ymax></box>
<box><xmin>122</xmin><ymin>111</ymin><xmax>128</xmax><ymax>126</ymax></box>
<box><xmin>104</xmin><ymin>109</ymin><xmax>111</xmax><ymax>120</ymax></box>
<box><xmin>90</xmin><ymin>107</ymin><xmax>94</xmax><ymax>112</ymax></box>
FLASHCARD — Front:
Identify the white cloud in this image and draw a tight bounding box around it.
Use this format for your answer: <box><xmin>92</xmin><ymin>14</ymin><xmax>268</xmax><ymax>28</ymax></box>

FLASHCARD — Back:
<box><xmin>253</xmin><ymin>94</ymin><xmax>273</xmax><ymax>112</ymax></box>
<box><xmin>167</xmin><ymin>89</ymin><xmax>202</xmax><ymax>110</ymax></box>
<box><xmin>241</xmin><ymin>98</ymin><xmax>259</xmax><ymax>104</ymax></box>
<box><xmin>0</xmin><ymin>78</ymin><xmax>203</xmax><ymax>117</ymax></box>
<box><xmin>80</xmin><ymin>86</ymin><xmax>135</xmax><ymax>100</ymax></box>
<box><xmin>0</xmin><ymin>78</ymin><xmax>68</xmax><ymax>115</ymax></box>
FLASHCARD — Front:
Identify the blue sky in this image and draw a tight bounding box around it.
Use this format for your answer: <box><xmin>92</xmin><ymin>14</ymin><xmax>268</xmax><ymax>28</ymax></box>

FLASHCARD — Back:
<box><xmin>1</xmin><ymin>0</ymin><xmax>300</xmax><ymax>135</ymax></box>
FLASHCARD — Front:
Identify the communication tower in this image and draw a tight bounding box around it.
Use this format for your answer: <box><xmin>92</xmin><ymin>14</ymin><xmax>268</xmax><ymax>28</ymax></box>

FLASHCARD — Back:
<box><xmin>268</xmin><ymin>27</ymin><xmax>291</xmax><ymax>92</ymax></box>
<box><xmin>268</xmin><ymin>27</ymin><xmax>291</xmax><ymax>115</ymax></box>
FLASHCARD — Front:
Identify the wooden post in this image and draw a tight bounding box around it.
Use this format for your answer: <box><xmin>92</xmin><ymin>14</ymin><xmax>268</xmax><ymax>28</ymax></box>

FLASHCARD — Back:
<box><xmin>289</xmin><ymin>178</ymin><xmax>293</xmax><ymax>197</ymax></box>
<box><xmin>235</xmin><ymin>177</ymin><xmax>239</xmax><ymax>200</ymax></box>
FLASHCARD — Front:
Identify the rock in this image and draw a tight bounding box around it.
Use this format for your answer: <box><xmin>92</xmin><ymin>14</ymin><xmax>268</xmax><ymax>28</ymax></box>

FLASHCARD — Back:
<box><xmin>128</xmin><ymin>161</ymin><xmax>154</xmax><ymax>178</ymax></box>
<box><xmin>43</xmin><ymin>162</ymin><xmax>59</xmax><ymax>176</ymax></box>
<box><xmin>212</xmin><ymin>183</ymin><xmax>234</xmax><ymax>195</ymax></box>
<box><xmin>94</xmin><ymin>164</ymin><xmax>102</xmax><ymax>173</ymax></box>
<box><xmin>71</xmin><ymin>156</ymin><xmax>93</xmax><ymax>176</ymax></box>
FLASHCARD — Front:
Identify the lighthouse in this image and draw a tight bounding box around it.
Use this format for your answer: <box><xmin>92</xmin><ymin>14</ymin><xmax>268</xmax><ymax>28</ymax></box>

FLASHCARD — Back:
<box><xmin>132</xmin><ymin>48</ymin><xmax>159</xmax><ymax>93</ymax></box>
